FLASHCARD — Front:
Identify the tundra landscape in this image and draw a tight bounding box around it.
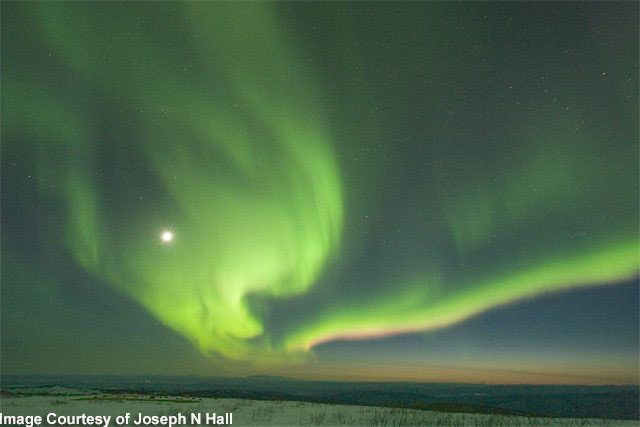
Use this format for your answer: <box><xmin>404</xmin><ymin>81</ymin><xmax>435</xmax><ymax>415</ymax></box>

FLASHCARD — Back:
<box><xmin>1</xmin><ymin>377</ymin><xmax>638</xmax><ymax>426</ymax></box>
<box><xmin>2</xmin><ymin>391</ymin><xmax>637</xmax><ymax>427</ymax></box>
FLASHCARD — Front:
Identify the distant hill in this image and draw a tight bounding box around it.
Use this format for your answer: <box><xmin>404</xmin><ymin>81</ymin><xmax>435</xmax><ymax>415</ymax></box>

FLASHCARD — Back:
<box><xmin>2</xmin><ymin>375</ymin><xmax>638</xmax><ymax>420</ymax></box>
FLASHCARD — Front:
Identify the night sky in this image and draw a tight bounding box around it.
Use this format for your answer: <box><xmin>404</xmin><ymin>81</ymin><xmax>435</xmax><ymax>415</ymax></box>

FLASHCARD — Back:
<box><xmin>2</xmin><ymin>2</ymin><xmax>638</xmax><ymax>385</ymax></box>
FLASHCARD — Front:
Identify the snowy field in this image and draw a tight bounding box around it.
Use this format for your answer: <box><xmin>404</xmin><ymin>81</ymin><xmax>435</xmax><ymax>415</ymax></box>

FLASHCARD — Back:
<box><xmin>0</xmin><ymin>393</ymin><xmax>637</xmax><ymax>427</ymax></box>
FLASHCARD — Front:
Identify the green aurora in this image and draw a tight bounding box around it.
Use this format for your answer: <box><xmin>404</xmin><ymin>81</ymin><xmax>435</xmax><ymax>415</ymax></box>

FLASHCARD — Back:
<box><xmin>2</xmin><ymin>2</ymin><xmax>638</xmax><ymax>377</ymax></box>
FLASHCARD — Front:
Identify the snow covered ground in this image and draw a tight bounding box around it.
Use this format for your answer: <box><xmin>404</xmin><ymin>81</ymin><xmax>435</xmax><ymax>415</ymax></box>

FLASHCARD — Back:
<box><xmin>0</xmin><ymin>393</ymin><xmax>636</xmax><ymax>426</ymax></box>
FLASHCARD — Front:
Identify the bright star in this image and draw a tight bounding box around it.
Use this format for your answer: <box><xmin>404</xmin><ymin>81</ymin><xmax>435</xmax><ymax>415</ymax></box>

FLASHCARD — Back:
<box><xmin>161</xmin><ymin>231</ymin><xmax>173</xmax><ymax>243</ymax></box>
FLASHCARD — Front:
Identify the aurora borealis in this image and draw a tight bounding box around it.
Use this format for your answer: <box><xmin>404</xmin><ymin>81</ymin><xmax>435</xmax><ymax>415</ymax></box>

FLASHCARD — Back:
<box><xmin>2</xmin><ymin>2</ymin><xmax>638</xmax><ymax>384</ymax></box>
